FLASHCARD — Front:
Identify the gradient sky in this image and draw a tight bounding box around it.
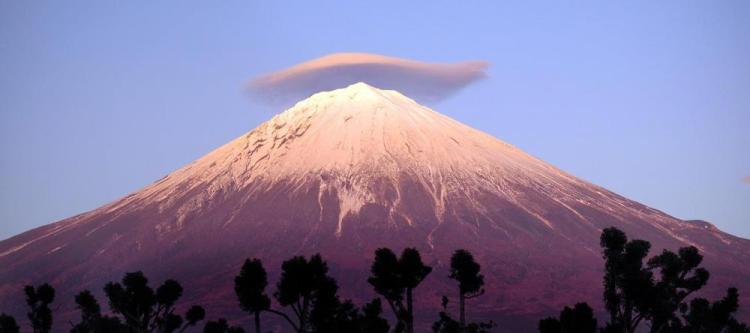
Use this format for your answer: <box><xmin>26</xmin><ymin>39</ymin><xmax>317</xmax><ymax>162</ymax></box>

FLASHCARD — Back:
<box><xmin>1</xmin><ymin>1</ymin><xmax>748</xmax><ymax>240</ymax></box>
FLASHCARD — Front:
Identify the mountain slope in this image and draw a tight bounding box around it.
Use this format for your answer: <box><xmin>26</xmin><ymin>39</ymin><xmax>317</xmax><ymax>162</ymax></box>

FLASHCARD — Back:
<box><xmin>1</xmin><ymin>83</ymin><xmax>748</xmax><ymax>332</ymax></box>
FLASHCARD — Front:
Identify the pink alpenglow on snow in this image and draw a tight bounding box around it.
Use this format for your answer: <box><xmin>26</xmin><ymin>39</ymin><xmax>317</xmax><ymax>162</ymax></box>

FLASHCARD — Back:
<box><xmin>248</xmin><ymin>52</ymin><xmax>488</xmax><ymax>105</ymax></box>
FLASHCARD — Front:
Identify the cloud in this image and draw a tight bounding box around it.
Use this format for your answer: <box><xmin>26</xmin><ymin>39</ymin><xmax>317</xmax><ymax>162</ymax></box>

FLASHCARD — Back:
<box><xmin>743</xmin><ymin>176</ymin><xmax>750</xmax><ymax>184</ymax></box>
<box><xmin>248</xmin><ymin>52</ymin><xmax>488</xmax><ymax>106</ymax></box>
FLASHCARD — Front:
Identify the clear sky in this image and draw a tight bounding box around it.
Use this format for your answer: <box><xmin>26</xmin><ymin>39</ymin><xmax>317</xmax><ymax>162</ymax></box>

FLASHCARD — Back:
<box><xmin>1</xmin><ymin>1</ymin><xmax>748</xmax><ymax>240</ymax></box>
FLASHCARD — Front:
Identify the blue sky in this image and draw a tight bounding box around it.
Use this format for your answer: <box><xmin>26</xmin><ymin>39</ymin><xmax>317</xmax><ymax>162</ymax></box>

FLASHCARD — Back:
<box><xmin>1</xmin><ymin>1</ymin><xmax>748</xmax><ymax>240</ymax></box>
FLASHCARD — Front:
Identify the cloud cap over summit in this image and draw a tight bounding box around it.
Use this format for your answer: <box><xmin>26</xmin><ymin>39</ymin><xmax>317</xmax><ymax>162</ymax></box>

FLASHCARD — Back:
<box><xmin>248</xmin><ymin>52</ymin><xmax>488</xmax><ymax>105</ymax></box>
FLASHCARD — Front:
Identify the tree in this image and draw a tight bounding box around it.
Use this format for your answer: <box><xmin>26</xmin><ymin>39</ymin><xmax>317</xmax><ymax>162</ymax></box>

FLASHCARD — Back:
<box><xmin>678</xmin><ymin>288</ymin><xmax>750</xmax><ymax>333</ymax></box>
<box><xmin>600</xmin><ymin>227</ymin><xmax>654</xmax><ymax>333</ymax></box>
<box><xmin>449</xmin><ymin>249</ymin><xmax>485</xmax><ymax>330</ymax></box>
<box><xmin>235</xmin><ymin>258</ymin><xmax>271</xmax><ymax>333</ymax></box>
<box><xmin>0</xmin><ymin>313</ymin><xmax>20</xmax><ymax>333</ymax></box>
<box><xmin>308</xmin><ymin>296</ymin><xmax>390</xmax><ymax>333</ymax></box>
<box><xmin>25</xmin><ymin>283</ymin><xmax>55</xmax><ymax>333</ymax></box>
<box><xmin>202</xmin><ymin>319</ymin><xmax>245</xmax><ymax>333</ymax></box>
<box><xmin>309</xmin><ymin>297</ymin><xmax>358</xmax><ymax>333</ymax></box>
<box><xmin>368</xmin><ymin>247</ymin><xmax>432</xmax><ymax>333</ymax></box>
<box><xmin>646</xmin><ymin>246</ymin><xmax>710</xmax><ymax>332</ymax></box>
<box><xmin>538</xmin><ymin>303</ymin><xmax>597</xmax><ymax>333</ymax></box>
<box><xmin>104</xmin><ymin>271</ymin><xmax>205</xmax><ymax>333</ymax></box>
<box><xmin>600</xmin><ymin>227</ymin><xmax>719</xmax><ymax>333</ymax></box>
<box><xmin>271</xmin><ymin>254</ymin><xmax>340</xmax><ymax>333</ymax></box>
<box><xmin>70</xmin><ymin>290</ymin><xmax>126</xmax><ymax>333</ymax></box>
<box><xmin>400</xmin><ymin>248</ymin><xmax>433</xmax><ymax>333</ymax></box>
<box><xmin>368</xmin><ymin>248</ymin><xmax>405</xmax><ymax>332</ymax></box>
<box><xmin>541</xmin><ymin>227</ymin><xmax>749</xmax><ymax>333</ymax></box>
<box><xmin>357</xmin><ymin>299</ymin><xmax>390</xmax><ymax>333</ymax></box>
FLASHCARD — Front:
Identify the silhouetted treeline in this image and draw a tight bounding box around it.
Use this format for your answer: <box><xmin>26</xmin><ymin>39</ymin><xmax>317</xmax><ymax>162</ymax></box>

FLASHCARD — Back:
<box><xmin>539</xmin><ymin>227</ymin><xmax>750</xmax><ymax>333</ymax></box>
<box><xmin>1</xmin><ymin>228</ymin><xmax>749</xmax><ymax>333</ymax></box>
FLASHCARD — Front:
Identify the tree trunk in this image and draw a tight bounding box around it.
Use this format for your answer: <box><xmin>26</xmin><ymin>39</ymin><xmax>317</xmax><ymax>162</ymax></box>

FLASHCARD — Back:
<box><xmin>406</xmin><ymin>288</ymin><xmax>414</xmax><ymax>333</ymax></box>
<box><xmin>459</xmin><ymin>291</ymin><xmax>466</xmax><ymax>331</ymax></box>
<box><xmin>624</xmin><ymin>301</ymin><xmax>633</xmax><ymax>333</ymax></box>
<box><xmin>254</xmin><ymin>311</ymin><xmax>261</xmax><ymax>333</ymax></box>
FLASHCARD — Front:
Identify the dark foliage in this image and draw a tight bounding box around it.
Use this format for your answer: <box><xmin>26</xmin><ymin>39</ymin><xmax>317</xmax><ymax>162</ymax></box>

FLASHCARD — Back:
<box><xmin>368</xmin><ymin>247</ymin><xmax>432</xmax><ymax>333</ymax></box>
<box><xmin>235</xmin><ymin>258</ymin><xmax>271</xmax><ymax>333</ymax></box>
<box><xmin>539</xmin><ymin>227</ymin><xmax>749</xmax><ymax>333</ymax></box>
<box><xmin>600</xmin><ymin>227</ymin><xmax>654</xmax><ymax>333</ymax></box>
<box><xmin>0</xmin><ymin>313</ymin><xmax>20</xmax><ymax>333</ymax></box>
<box><xmin>308</xmin><ymin>297</ymin><xmax>391</xmax><ymax>333</ymax></box>
<box><xmin>600</xmin><ymin>227</ymin><xmax>714</xmax><ymax>333</ymax></box>
<box><xmin>70</xmin><ymin>290</ymin><xmax>126</xmax><ymax>333</ymax></box>
<box><xmin>103</xmin><ymin>271</ymin><xmax>205</xmax><ymax>332</ymax></box>
<box><xmin>673</xmin><ymin>287</ymin><xmax>750</xmax><ymax>333</ymax></box>
<box><xmin>647</xmin><ymin>245</ymin><xmax>710</xmax><ymax>332</ymax></box>
<box><xmin>357</xmin><ymin>298</ymin><xmax>391</xmax><ymax>333</ymax></box>
<box><xmin>538</xmin><ymin>303</ymin><xmax>597</xmax><ymax>333</ymax></box>
<box><xmin>449</xmin><ymin>249</ymin><xmax>485</xmax><ymax>329</ymax></box>
<box><xmin>270</xmin><ymin>254</ymin><xmax>342</xmax><ymax>333</ymax></box>
<box><xmin>203</xmin><ymin>319</ymin><xmax>245</xmax><ymax>333</ymax></box>
<box><xmin>432</xmin><ymin>311</ymin><xmax>494</xmax><ymax>333</ymax></box>
<box><xmin>4</xmin><ymin>233</ymin><xmax>749</xmax><ymax>333</ymax></box>
<box><xmin>25</xmin><ymin>283</ymin><xmax>55</xmax><ymax>333</ymax></box>
<box><xmin>232</xmin><ymin>256</ymin><xmax>389</xmax><ymax>333</ymax></box>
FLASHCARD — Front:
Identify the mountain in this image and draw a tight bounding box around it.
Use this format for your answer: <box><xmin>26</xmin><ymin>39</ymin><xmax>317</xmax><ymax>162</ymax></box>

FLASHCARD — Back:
<box><xmin>1</xmin><ymin>82</ymin><xmax>748</xmax><ymax>332</ymax></box>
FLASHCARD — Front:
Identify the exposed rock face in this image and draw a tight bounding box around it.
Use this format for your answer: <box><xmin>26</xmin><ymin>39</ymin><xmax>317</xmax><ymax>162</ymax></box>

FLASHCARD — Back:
<box><xmin>1</xmin><ymin>83</ymin><xmax>748</xmax><ymax>332</ymax></box>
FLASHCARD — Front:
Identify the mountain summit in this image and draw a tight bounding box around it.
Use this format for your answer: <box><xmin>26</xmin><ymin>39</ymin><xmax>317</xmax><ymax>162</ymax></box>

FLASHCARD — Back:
<box><xmin>1</xmin><ymin>83</ymin><xmax>748</xmax><ymax>331</ymax></box>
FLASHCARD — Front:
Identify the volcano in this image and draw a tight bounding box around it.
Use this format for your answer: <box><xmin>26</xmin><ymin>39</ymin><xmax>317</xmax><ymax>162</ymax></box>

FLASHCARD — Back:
<box><xmin>1</xmin><ymin>83</ymin><xmax>749</xmax><ymax>332</ymax></box>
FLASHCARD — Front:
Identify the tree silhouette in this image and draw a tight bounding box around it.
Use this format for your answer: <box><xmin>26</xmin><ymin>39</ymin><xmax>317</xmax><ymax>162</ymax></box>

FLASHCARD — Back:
<box><xmin>538</xmin><ymin>303</ymin><xmax>597</xmax><ymax>333</ymax></box>
<box><xmin>104</xmin><ymin>271</ymin><xmax>205</xmax><ymax>333</ymax></box>
<box><xmin>234</xmin><ymin>258</ymin><xmax>271</xmax><ymax>333</ymax></box>
<box><xmin>600</xmin><ymin>227</ymin><xmax>654</xmax><ymax>333</ymax></box>
<box><xmin>202</xmin><ymin>319</ymin><xmax>245</xmax><ymax>333</ymax></box>
<box><xmin>670</xmin><ymin>287</ymin><xmax>750</xmax><ymax>333</ymax></box>
<box><xmin>538</xmin><ymin>227</ymin><xmax>749</xmax><ymax>333</ymax></box>
<box><xmin>270</xmin><ymin>254</ymin><xmax>340</xmax><ymax>333</ymax></box>
<box><xmin>368</xmin><ymin>248</ymin><xmax>404</xmax><ymax>332</ymax></box>
<box><xmin>647</xmin><ymin>246</ymin><xmax>710</xmax><ymax>332</ymax></box>
<box><xmin>400</xmin><ymin>248</ymin><xmax>433</xmax><ymax>333</ymax></box>
<box><xmin>308</xmin><ymin>296</ymin><xmax>390</xmax><ymax>333</ymax></box>
<box><xmin>0</xmin><ymin>313</ymin><xmax>20</xmax><ymax>333</ymax></box>
<box><xmin>357</xmin><ymin>299</ymin><xmax>390</xmax><ymax>333</ymax></box>
<box><xmin>449</xmin><ymin>249</ymin><xmax>485</xmax><ymax>330</ymax></box>
<box><xmin>306</xmin><ymin>276</ymin><xmax>352</xmax><ymax>333</ymax></box>
<box><xmin>309</xmin><ymin>296</ymin><xmax>357</xmax><ymax>333</ymax></box>
<box><xmin>368</xmin><ymin>247</ymin><xmax>432</xmax><ymax>333</ymax></box>
<box><xmin>25</xmin><ymin>283</ymin><xmax>55</xmax><ymax>333</ymax></box>
<box><xmin>600</xmin><ymin>227</ymin><xmax>719</xmax><ymax>333</ymax></box>
<box><xmin>70</xmin><ymin>290</ymin><xmax>126</xmax><ymax>333</ymax></box>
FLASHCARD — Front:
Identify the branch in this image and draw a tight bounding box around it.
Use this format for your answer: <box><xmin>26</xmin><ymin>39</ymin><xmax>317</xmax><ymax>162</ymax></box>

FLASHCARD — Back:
<box><xmin>465</xmin><ymin>289</ymin><xmax>485</xmax><ymax>300</ymax></box>
<box><xmin>632</xmin><ymin>312</ymin><xmax>646</xmax><ymax>332</ymax></box>
<box><xmin>266</xmin><ymin>309</ymin><xmax>299</xmax><ymax>332</ymax></box>
<box><xmin>301</xmin><ymin>296</ymin><xmax>310</xmax><ymax>328</ymax></box>
<box><xmin>384</xmin><ymin>299</ymin><xmax>405</xmax><ymax>326</ymax></box>
<box><xmin>289</xmin><ymin>302</ymin><xmax>302</xmax><ymax>322</ymax></box>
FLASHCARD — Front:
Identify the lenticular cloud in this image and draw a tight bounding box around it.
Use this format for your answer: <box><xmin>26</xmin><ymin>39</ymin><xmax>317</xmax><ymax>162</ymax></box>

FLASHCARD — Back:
<box><xmin>248</xmin><ymin>52</ymin><xmax>488</xmax><ymax>105</ymax></box>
